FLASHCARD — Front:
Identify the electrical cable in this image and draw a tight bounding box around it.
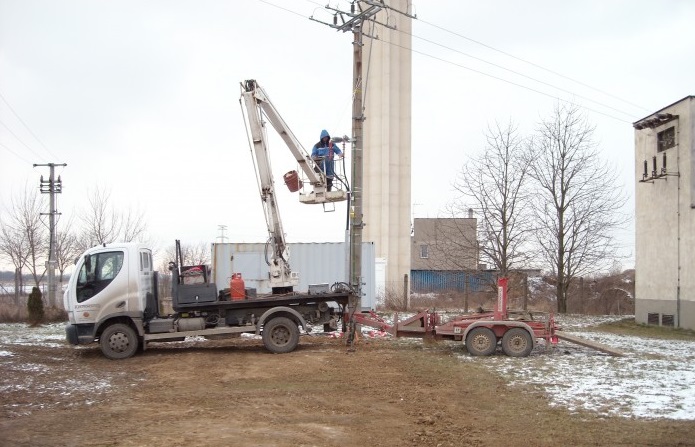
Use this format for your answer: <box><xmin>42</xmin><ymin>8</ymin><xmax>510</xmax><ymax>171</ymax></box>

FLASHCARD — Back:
<box><xmin>403</xmin><ymin>31</ymin><xmax>637</xmax><ymax>120</ymax></box>
<box><xmin>0</xmin><ymin>140</ymin><xmax>33</xmax><ymax>165</ymax></box>
<box><xmin>288</xmin><ymin>0</ymin><xmax>643</xmax><ymax>122</ymax></box>
<box><xmin>417</xmin><ymin>17</ymin><xmax>652</xmax><ymax>114</ymax></box>
<box><xmin>383</xmin><ymin>38</ymin><xmax>632</xmax><ymax>124</ymax></box>
<box><xmin>0</xmin><ymin>119</ymin><xmax>47</xmax><ymax>161</ymax></box>
<box><xmin>0</xmin><ymin>90</ymin><xmax>61</xmax><ymax>161</ymax></box>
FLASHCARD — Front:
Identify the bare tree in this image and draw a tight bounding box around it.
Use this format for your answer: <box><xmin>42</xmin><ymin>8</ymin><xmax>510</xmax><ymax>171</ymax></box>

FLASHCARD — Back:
<box><xmin>162</xmin><ymin>241</ymin><xmax>211</xmax><ymax>267</ymax></box>
<box><xmin>527</xmin><ymin>103</ymin><xmax>628</xmax><ymax>313</ymax></box>
<box><xmin>450</xmin><ymin>121</ymin><xmax>535</xmax><ymax>278</ymax></box>
<box><xmin>9</xmin><ymin>185</ymin><xmax>47</xmax><ymax>288</ymax></box>
<box><xmin>0</xmin><ymin>218</ymin><xmax>30</xmax><ymax>306</ymax></box>
<box><xmin>55</xmin><ymin>217</ymin><xmax>81</xmax><ymax>285</ymax></box>
<box><xmin>76</xmin><ymin>187</ymin><xmax>148</xmax><ymax>252</ymax></box>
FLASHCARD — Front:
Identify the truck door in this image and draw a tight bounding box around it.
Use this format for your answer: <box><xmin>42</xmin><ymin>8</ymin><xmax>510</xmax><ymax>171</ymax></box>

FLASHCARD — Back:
<box><xmin>75</xmin><ymin>251</ymin><xmax>125</xmax><ymax>303</ymax></box>
<box><xmin>70</xmin><ymin>249</ymin><xmax>128</xmax><ymax>324</ymax></box>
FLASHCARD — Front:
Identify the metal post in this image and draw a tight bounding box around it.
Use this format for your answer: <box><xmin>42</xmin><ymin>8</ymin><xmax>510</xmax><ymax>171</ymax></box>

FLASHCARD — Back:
<box><xmin>402</xmin><ymin>274</ymin><xmax>408</xmax><ymax>310</ymax></box>
<box><xmin>34</xmin><ymin>162</ymin><xmax>66</xmax><ymax>307</ymax></box>
<box><xmin>14</xmin><ymin>268</ymin><xmax>20</xmax><ymax>307</ymax></box>
<box><xmin>47</xmin><ymin>164</ymin><xmax>56</xmax><ymax>307</ymax></box>
<box><xmin>464</xmin><ymin>271</ymin><xmax>469</xmax><ymax>313</ymax></box>
<box><xmin>523</xmin><ymin>273</ymin><xmax>528</xmax><ymax>311</ymax></box>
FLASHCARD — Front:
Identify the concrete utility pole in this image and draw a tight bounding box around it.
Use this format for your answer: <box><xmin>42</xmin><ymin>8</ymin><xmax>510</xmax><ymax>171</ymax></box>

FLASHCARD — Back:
<box><xmin>34</xmin><ymin>163</ymin><xmax>67</xmax><ymax>307</ymax></box>
<box><xmin>311</xmin><ymin>1</ymin><xmax>415</xmax><ymax>349</ymax></box>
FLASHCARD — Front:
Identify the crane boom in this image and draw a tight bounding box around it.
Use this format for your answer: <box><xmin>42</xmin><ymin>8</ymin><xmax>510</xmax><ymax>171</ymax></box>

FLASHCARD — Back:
<box><xmin>241</xmin><ymin>80</ymin><xmax>348</xmax><ymax>205</ymax></box>
<box><xmin>240</xmin><ymin>81</ymin><xmax>298</xmax><ymax>293</ymax></box>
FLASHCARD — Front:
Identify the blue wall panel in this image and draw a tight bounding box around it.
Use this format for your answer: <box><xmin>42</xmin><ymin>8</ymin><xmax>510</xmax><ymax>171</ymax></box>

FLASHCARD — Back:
<box><xmin>411</xmin><ymin>270</ymin><xmax>494</xmax><ymax>293</ymax></box>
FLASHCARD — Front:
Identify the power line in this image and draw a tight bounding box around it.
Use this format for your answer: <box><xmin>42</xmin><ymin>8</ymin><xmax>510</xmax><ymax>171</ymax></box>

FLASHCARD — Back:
<box><xmin>417</xmin><ymin>17</ymin><xmax>651</xmax><ymax>113</ymax></box>
<box><xmin>385</xmin><ymin>38</ymin><xmax>631</xmax><ymax>123</ymax></box>
<box><xmin>0</xmin><ymin>140</ymin><xmax>33</xmax><ymax>165</ymax></box>
<box><xmin>0</xmin><ymin>90</ymin><xmax>60</xmax><ymax>160</ymax></box>
<box><xmin>255</xmin><ymin>0</ymin><xmax>308</xmax><ymax>19</ymax></box>
<box><xmin>0</xmin><ymin>119</ymin><xmax>47</xmax><ymax>160</ymax></box>
<box><xmin>279</xmin><ymin>1</ymin><xmax>643</xmax><ymax>122</ymax></box>
<box><xmin>405</xmin><ymin>31</ymin><xmax>637</xmax><ymax>120</ymax></box>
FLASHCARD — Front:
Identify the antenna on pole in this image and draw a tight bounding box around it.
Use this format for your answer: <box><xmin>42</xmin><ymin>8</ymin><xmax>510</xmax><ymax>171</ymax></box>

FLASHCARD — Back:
<box><xmin>217</xmin><ymin>225</ymin><xmax>228</xmax><ymax>243</ymax></box>
<box><xmin>310</xmin><ymin>0</ymin><xmax>416</xmax><ymax>351</ymax></box>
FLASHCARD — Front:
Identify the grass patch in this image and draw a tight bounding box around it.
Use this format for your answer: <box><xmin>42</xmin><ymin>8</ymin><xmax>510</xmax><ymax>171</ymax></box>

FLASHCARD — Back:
<box><xmin>593</xmin><ymin>317</ymin><xmax>695</xmax><ymax>340</ymax></box>
<box><xmin>0</xmin><ymin>302</ymin><xmax>67</xmax><ymax>324</ymax></box>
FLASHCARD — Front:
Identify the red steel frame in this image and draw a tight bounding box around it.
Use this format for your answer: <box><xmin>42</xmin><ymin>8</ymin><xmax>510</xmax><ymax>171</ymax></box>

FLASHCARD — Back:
<box><xmin>349</xmin><ymin>278</ymin><xmax>559</xmax><ymax>349</ymax></box>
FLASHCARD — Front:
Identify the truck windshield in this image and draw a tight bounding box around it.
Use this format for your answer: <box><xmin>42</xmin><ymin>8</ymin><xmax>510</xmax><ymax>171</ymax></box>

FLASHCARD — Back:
<box><xmin>76</xmin><ymin>251</ymin><xmax>124</xmax><ymax>303</ymax></box>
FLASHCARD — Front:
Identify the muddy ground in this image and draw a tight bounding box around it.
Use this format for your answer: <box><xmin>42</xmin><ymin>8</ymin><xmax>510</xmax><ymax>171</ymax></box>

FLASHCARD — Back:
<box><xmin>1</xmin><ymin>334</ymin><xmax>694</xmax><ymax>447</ymax></box>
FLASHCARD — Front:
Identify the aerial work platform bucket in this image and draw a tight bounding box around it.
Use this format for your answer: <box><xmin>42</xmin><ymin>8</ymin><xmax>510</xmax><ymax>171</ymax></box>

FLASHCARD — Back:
<box><xmin>283</xmin><ymin>170</ymin><xmax>301</xmax><ymax>192</ymax></box>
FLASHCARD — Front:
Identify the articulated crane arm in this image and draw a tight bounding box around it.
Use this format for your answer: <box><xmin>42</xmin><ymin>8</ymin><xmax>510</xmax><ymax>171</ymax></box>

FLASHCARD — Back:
<box><xmin>240</xmin><ymin>80</ymin><xmax>299</xmax><ymax>293</ymax></box>
<box><xmin>240</xmin><ymin>79</ymin><xmax>348</xmax><ymax>205</ymax></box>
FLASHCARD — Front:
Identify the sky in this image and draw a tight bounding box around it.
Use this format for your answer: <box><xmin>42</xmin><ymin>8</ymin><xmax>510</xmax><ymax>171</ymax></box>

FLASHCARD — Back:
<box><xmin>1</xmin><ymin>0</ymin><xmax>694</xmax><ymax>271</ymax></box>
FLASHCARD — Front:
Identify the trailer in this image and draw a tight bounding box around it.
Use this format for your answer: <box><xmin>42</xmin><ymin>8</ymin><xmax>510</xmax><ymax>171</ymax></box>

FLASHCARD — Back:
<box><xmin>352</xmin><ymin>278</ymin><xmax>559</xmax><ymax>357</ymax></box>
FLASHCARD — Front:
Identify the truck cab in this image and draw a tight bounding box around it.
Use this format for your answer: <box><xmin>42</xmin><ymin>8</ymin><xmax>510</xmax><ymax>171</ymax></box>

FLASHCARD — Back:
<box><xmin>64</xmin><ymin>243</ymin><xmax>154</xmax><ymax>346</ymax></box>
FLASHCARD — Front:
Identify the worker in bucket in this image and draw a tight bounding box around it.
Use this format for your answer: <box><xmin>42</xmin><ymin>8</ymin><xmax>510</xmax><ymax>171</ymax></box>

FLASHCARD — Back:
<box><xmin>311</xmin><ymin>129</ymin><xmax>342</xmax><ymax>191</ymax></box>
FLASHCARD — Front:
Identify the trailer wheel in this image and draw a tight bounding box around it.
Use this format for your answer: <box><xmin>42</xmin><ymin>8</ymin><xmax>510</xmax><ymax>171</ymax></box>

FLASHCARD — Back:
<box><xmin>262</xmin><ymin>317</ymin><xmax>300</xmax><ymax>354</ymax></box>
<box><xmin>501</xmin><ymin>328</ymin><xmax>533</xmax><ymax>357</ymax></box>
<box><xmin>465</xmin><ymin>327</ymin><xmax>497</xmax><ymax>356</ymax></box>
<box><xmin>100</xmin><ymin>323</ymin><xmax>139</xmax><ymax>360</ymax></box>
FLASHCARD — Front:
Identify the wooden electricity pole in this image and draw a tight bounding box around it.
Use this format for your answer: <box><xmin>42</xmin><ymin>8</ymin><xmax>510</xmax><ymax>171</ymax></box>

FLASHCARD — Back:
<box><xmin>311</xmin><ymin>1</ymin><xmax>415</xmax><ymax>349</ymax></box>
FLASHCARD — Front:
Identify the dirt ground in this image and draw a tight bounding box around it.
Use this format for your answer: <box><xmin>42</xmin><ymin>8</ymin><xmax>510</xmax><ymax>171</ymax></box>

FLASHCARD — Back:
<box><xmin>1</xmin><ymin>334</ymin><xmax>694</xmax><ymax>447</ymax></box>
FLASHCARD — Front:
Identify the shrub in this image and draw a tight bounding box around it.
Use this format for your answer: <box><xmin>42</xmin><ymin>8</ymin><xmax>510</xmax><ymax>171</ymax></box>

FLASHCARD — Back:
<box><xmin>27</xmin><ymin>287</ymin><xmax>45</xmax><ymax>326</ymax></box>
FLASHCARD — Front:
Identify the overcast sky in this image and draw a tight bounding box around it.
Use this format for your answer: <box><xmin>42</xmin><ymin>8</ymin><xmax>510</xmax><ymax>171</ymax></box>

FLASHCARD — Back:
<box><xmin>1</xmin><ymin>0</ymin><xmax>694</xmax><ymax>271</ymax></box>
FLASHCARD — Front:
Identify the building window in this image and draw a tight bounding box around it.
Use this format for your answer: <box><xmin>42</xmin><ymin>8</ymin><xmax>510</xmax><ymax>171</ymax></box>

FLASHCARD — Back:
<box><xmin>662</xmin><ymin>314</ymin><xmax>675</xmax><ymax>327</ymax></box>
<box><xmin>657</xmin><ymin>126</ymin><xmax>675</xmax><ymax>152</ymax></box>
<box><xmin>420</xmin><ymin>245</ymin><xmax>429</xmax><ymax>259</ymax></box>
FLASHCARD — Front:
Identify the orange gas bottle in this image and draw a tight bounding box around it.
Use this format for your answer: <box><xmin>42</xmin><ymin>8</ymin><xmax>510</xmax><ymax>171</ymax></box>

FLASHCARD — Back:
<box><xmin>230</xmin><ymin>273</ymin><xmax>246</xmax><ymax>301</ymax></box>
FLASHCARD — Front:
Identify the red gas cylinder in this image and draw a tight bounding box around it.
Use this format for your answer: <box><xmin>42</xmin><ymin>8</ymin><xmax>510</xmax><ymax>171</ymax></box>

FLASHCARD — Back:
<box><xmin>230</xmin><ymin>273</ymin><xmax>245</xmax><ymax>301</ymax></box>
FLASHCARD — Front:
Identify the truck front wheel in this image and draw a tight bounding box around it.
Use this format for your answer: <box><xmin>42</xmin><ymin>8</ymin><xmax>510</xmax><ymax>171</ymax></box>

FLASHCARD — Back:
<box><xmin>262</xmin><ymin>317</ymin><xmax>299</xmax><ymax>354</ymax></box>
<box><xmin>100</xmin><ymin>323</ymin><xmax>139</xmax><ymax>360</ymax></box>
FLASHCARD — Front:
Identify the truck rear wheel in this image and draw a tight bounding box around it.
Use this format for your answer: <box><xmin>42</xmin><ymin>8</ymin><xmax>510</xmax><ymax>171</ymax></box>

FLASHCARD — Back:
<box><xmin>262</xmin><ymin>317</ymin><xmax>299</xmax><ymax>354</ymax></box>
<box><xmin>501</xmin><ymin>328</ymin><xmax>533</xmax><ymax>357</ymax></box>
<box><xmin>100</xmin><ymin>323</ymin><xmax>139</xmax><ymax>360</ymax></box>
<box><xmin>465</xmin><ymin>327</ymin><xmax>497</xmax><ymax>356</ymax></box>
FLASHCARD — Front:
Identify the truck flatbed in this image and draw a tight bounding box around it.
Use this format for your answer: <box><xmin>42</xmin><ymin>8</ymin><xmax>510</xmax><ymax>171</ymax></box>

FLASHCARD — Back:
<box><xmin>172</xmin><ymin>291</ymin><xmax>350</xmax><ymax>312</ymax></box>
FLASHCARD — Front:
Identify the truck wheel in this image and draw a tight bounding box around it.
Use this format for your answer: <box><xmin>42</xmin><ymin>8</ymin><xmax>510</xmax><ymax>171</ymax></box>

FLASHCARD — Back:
<box><xmin>100</xmin><ymin>323</ymin><xmax>139</xmax><ymax>360</ymax></box>
<box><xmin>465</xmin><ymin>327</ymin><xmax>497</xmax><ymax>356</ymax></box>
<box><xmin>262</xmin><ymin>317</ymin><xmax>299</xmax><ymax>354</ymax></box>
<box><xmin>501</xmin><ymin>328</ymin><xmax>533</xmax><ymax>357</ymax></box>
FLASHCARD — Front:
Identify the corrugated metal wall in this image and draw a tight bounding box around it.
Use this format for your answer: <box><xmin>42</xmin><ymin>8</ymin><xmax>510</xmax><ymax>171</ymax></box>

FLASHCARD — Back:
<box><xmin>212</xmin><ymin>242</ymin><xmax>377</xmax><ymax>310</ymax></box>
<box><xmin>411</xmin><ymin>270</ymin><xmax>494</xmax><ymax>293</ymax></box>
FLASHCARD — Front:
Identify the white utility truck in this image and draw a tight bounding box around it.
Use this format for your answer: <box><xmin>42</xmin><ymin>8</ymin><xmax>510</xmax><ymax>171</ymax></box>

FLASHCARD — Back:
<box><xmin>63</xmin><ymin>79</ymin><xmax>353</xmax><ymax>359</ymax></box>
<box><xmin>63</xmin><ymin>241</ymin><xmax>350</xmax><ymax>359</ymax></box>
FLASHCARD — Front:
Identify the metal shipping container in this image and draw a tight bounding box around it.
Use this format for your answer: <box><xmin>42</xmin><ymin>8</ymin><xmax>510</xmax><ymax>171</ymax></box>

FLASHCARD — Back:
<box><xmin>212</xmin><ymin>242</ymin><xmax>377</xmax><ymax>310</ymax></box>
